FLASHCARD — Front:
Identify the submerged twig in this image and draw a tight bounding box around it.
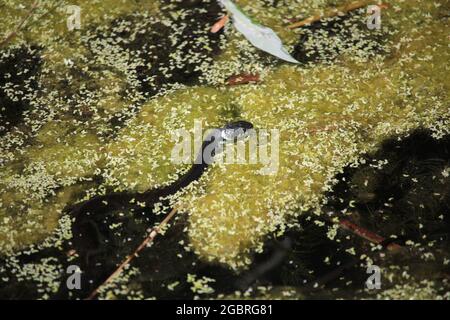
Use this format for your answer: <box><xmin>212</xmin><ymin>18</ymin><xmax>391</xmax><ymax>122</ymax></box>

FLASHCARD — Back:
<box><xmin>288</xmin><ymin>1</ymin><xmax>388</xmax><ymax>29</ymax></box>
<box><xmin>86</xmin><ymin>207</ymin><xmax>179</xmax><ymax>300</ymax></box>
<box><xmin>324</xmin><ymin>210</ymin><xmax>402</xmax><ymax>251</ymax></box>
<box><xmin>226</xmin><ymin>73</ymin><xmax>260</xmax><ymax>86</ymax></box>
<box><xmin>0</xmin><ymin>0</ymin><xmax>40</xmax><ymax>48</ymax></box>
<box><xmin>338</xmin><ymin>218</ymin><xmax>402</xmax><ymax>251</ymax></box>
<box><xmin>308</xmin><ymin>211</ymin><xmax>403</xmax><ymax>289</ymax></box>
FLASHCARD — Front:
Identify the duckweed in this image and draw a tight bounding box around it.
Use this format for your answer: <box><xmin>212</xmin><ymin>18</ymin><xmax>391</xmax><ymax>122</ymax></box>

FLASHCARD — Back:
<box><xmin>0</xmin><ymin>0</ymin><xmax>448</xmax><ymax>299</ymax></box>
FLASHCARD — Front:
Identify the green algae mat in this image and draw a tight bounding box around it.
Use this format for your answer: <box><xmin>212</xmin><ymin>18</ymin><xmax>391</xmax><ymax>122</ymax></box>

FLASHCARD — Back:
<box><xmin>0</xmin><ymin>0</ymin><xmax>449</xmax><ymax>299</ymax></box>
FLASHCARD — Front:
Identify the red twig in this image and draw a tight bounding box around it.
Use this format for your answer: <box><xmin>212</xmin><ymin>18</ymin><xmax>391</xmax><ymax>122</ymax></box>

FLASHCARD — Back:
<box><xmin>338</xmin><ymin>218</ymin><xmax>402</xmax><ymax>251</ymax></box>
<box><xmin>211</xmin><ymin>15</ymin><xmax>229</xmax><ymax>33</ymax></box>
<box><xmin>309</xmin><ymin>213</ymin><xmax>403</xmax><ymax>288</ymax></box>
<box><xmin>0</xmin><ymin>0</ymin><xmax>40</xmax><ymax>48</ymax></box>
<box><xmin>86</xmin><ymin>207</ymin><xmax>179</xmax><ymax>300</ymax></box>
<box><xmin>288</xmin><ymin>1</ymin><xmax>389</xmax><ymax>29</ymax></box>
<box><xmin>226</xmin><ymin>73</ymin><xmax>260</xmax><ymax>86</ymax></box>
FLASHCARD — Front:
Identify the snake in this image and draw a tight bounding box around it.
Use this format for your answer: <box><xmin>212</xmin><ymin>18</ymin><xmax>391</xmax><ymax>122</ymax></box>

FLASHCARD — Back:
<box><xmin>68</xmin><ymin>120</ymin><xmax>254</xmax><ymax>218</ymax></box>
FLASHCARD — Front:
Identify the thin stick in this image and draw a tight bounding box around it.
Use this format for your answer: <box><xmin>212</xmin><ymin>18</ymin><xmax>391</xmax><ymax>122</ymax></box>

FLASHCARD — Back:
<box><xmin>0</xmin><ymin>0</ymin><xmax>40</xmax><ymax>48</ymax></box>
<box><xmin>86</xmin><ymin>207</ymin><xmax>179</xmax><ymax>300</ymax></box>
<box><xmin>309</xmin><ymin>213</ymin><xmax>402</xmax><ymax>289</ymax></box>
<box><xmin>211</xmin><ymin>15</ymin><xmax>229</xmax><ymax>33</ymax></box>
<box><xmin>322</xmin><ymin>210</ymin><xmax>402</xmax><ymax>250</ymax></box>
<box><xmin>338</xmin><ymin>218</ymin><xmax>402</xmax><ymax>251</ymax></box>
<box><xmin>226</xmin><ymin>73</ymin><xmax>260</xmax><ymax>86</ymax></box>
<box><xmin>288</xmin><ymin>1</ymin><xmax>387</xmax><ymax>29</ymax></box>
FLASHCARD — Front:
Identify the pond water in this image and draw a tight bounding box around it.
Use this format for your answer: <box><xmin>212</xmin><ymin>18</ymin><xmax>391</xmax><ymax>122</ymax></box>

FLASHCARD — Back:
<box><xmin>0</xmin><ymin>0</ymin><xmax>449</xmax><ymax>300</ymax></box>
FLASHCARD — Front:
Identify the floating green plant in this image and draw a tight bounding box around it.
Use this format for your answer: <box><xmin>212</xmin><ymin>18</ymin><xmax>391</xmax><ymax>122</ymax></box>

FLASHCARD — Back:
<box><xmin>0</xmin><ymin>0</ymin><xmax>448</xmax><ymax>299</ymax></box>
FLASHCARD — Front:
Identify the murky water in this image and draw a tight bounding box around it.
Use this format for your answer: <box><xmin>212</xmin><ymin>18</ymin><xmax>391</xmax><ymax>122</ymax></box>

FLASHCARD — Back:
<box><xmin>0</xmin><ymin>0</ymin><xmax>449</xmax><ymax>300</ymax></box>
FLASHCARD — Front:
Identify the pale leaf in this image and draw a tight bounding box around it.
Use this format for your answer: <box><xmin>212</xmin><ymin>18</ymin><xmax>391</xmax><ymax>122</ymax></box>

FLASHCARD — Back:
<box><xmin>219</xmin><ymin>0</ymin><xmax>299</xmax><ymax>64</ymax></box>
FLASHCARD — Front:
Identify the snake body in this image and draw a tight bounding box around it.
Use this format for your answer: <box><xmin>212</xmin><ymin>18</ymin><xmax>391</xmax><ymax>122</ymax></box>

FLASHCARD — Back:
<box><xmin>69</xmin><ymin>120</ymin><xmax>254</xmax><ymax>217</ymax></box>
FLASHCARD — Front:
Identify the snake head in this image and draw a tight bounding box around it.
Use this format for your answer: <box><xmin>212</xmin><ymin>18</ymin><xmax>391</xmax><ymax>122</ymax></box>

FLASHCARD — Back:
<box><xmin>221</xmin><ymin>120</ymin><xmax>254</xmax><ymax>143</ymax></box>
